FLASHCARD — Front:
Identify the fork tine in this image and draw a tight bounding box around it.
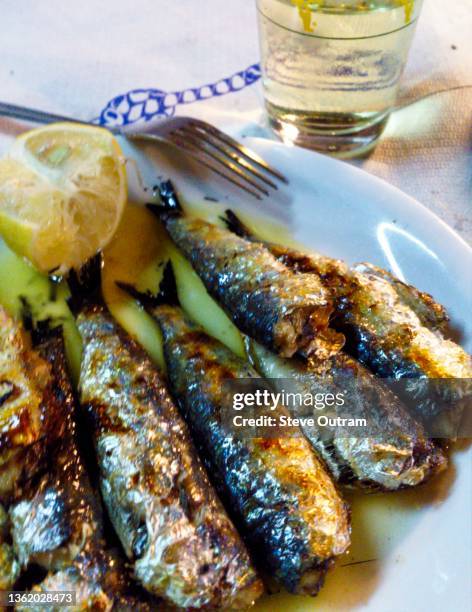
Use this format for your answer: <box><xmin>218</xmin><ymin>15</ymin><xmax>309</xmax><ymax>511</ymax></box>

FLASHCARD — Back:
<box><xmin>170</xmin><ymin>129</ymin><xmax>270</xmax><ymax>197</ymax></box>
<box><xmin>189</xmin><ymin>119</ymin><xmax>289</xmax><ymax>184</ymax></box>
<box><xmin>178</xmin><ymin>125</ymin><xmax>278</xmax><ymax>191</ymax></box>
<box><xmin>167</xmin><ymin>135</ymin><xmax>263</xmax><ymax>200</ymax></box>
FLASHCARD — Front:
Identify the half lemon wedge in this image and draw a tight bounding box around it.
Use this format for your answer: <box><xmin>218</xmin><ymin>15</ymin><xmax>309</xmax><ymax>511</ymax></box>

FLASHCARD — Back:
<box><xmin>0</xmin><ymin>123</ymin><xmax>127</xmax><ymax>275</ymax></box>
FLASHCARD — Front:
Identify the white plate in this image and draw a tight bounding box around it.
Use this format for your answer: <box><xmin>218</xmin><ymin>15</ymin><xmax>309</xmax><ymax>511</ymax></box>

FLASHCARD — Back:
<box><xmin>122</xmin><ymin>135</ymin><xmax>472</xmax><ymax>612</ymax></box>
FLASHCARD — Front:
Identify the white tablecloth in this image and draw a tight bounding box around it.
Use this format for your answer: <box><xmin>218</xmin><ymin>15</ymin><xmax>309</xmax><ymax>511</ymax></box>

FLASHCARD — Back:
<box><xmin>0</xmin><ymin>0</ymin><xmax>470</xmax><ymax>243</ymax></box>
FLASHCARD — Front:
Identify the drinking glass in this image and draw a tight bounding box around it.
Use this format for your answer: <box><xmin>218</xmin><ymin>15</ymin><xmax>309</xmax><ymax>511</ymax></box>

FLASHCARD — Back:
<box><xmin>256</xmin><ymin>0</ymin><xmax>423</xmax><ymax>157</ymax></box>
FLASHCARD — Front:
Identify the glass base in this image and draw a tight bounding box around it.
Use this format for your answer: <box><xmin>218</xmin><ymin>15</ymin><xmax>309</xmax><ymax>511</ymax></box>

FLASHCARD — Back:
<box><xmin>266</xmin><ymin>103</ymin><xmax>390</xmax><ymax>159</ymax></box>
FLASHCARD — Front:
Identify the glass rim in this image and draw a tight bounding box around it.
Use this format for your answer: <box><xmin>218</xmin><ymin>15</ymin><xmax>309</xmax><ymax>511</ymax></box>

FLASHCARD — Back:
<box><xmin>256</xmin><ymin>6</ymin><xmax>420</xmax><ymax>40</ymax></box>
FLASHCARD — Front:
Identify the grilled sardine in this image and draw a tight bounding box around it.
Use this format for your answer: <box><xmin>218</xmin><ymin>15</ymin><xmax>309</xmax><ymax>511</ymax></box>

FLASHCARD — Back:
<box><xmin>354</xmin><ymin>263</ymin><xmax>449</xmax><ymax>332</ymax></box>
<box><xmin>17</xmin><ymin>549</ymin><xmax>155</xmax><ymax>612</ymax></box>
<box><xmin>224</xmin><ymin>211</ymin><xmax>472</xmax><ymax>430</ymax></box>
<box><xmin>68</xmin><ymin>257</ymin><xmax>262</xmax><ymax>610</ymax></box>
<box><xmin>248</xmin><ymin>340</ymin><xmax>447</xmax><ymax>490</ymax></box>
<box><xmin>9</xmin><ymin>324</ymin><xmax>153</xmax><ymax>609</ymax></box>
<box><xmin>149</xmin><ymin>181</ymin><xmax>343</xmax><ymax>360</ymax></box>
<box><xmin>10</xmin><ymin>327</ymin><xmax>104</xmax><ymax>572</ymax></box>
<box><xmin>0</xmin><ymin>307</ymin><xmax>65</xmax><ymax>501</ymax></box>
<box><xmin>121</xmin><ymin>268</ymin><xmax>351</xmax><ymax>596</ymax></box>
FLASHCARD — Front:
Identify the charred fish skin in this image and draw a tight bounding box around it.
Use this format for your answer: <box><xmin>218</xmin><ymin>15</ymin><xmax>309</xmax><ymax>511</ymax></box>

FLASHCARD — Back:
<box><xmin>323</xmin><ymin>262</ymin><xmax>472</xmax><ymax>431</ymax></box>
<box><xmin>17</xmin><ymin>549</ymin><xmax>156</xmax><ymax>612</ymax></box>
<box><xmin>248</xmin><ymin>340</ymin><xmax>447</xmax><ymax>491</ymax></box>
<box><xmin>164</xmin><ymin>217</ymin><xmax>338</xmax><ymax>359</ymax></box>
<box><xmin>9</xmin><ymin>328</ymin><xmax>104</xmax><ymax>573</ymax></box>
<box><xmin>224</xmin><ymin>211</ymin><xmax>472</xmax><ymax>426</ymax></box>
<box><xmin>328</xmin><ymin>264</ymin><xmax>471</xmax><ymax>376</ymax></box>
<box><xmin>10</xmin><ymin>327</ymin><xmax>157</xmax><ymax>611</ymax></box>
<box><xmin>265</xmin><ymin>241</ymin><xmax>471</xmax><ymax>380</ymax></box>
<box><xmin>276</xmin><ymin>249</ymin><xmax>471</xmax><ymax>427</ymax></box>
<box><xmin>354</xmin><ymin>263</ymin><xmax>449</xmax><ymax>332</ymax></box>
<box><xmin>224</xmin><ymin>209</ymin><xmax>448</xmax><ymax>333</ymax></box>
<box><xmin>150</xmin><ymin>181</ymin><xmax>342</xmax><ymax>360</ymax></box>
<box><xmin>0</xmin><ymin>307</ymin><xmax>66</xmax><ymax>502</ymax></box>
<box><xmin>134</xmin><ymin>294</ymin><xmax>350</xmax><ymax>596</ymax></box>
<box><xmin>69</xmin><ymin>260</ymin><xmax>262</xmax><ymax>610</ymax></box>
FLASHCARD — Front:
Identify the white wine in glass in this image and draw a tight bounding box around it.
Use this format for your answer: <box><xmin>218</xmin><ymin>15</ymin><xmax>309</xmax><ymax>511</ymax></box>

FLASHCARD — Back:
<box><xmin>256</xmin><ymin>0</ymin><xmax>423</xmax><ymax>157</ymax></box>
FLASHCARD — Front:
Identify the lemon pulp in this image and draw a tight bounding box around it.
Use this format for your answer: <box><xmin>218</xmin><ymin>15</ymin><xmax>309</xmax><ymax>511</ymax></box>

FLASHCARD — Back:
<box><xmin>0</xmin><ymin>123</ymin><xmax>126</xmax><ymax>275</ymax></box>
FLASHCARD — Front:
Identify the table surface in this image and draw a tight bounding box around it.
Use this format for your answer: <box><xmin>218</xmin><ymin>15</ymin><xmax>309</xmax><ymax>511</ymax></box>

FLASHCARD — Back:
<box><xmin>0</xmin><ymin>0</ymin><xmax>470</xmax><ymax>244</ymax></box>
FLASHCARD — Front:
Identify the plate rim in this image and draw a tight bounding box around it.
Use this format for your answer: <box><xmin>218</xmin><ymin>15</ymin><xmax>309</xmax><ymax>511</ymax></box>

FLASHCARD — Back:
<box><xmin>244</xmin><ymin>135</ymin><xmax>472</xmax><ymax>256</ymax></box>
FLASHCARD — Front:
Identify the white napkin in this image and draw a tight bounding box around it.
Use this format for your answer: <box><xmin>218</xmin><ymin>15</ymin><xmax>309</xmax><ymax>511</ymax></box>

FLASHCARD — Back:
<box><xmin>352</xmin><ymin>0</ymin><xmax>472</xmax><ymax>246</ymax></box>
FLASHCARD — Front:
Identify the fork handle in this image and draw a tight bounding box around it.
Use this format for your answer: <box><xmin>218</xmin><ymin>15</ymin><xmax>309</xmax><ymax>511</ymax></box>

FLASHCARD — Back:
<box><xmin>0</xmin><ymin>101</ymin><xmax>98</xmax><ymax>128</ymax></box>
<box><xmin>0</xmin><ymin>102</ymin><xmax>125</xmax><ymax>134</ymax></box>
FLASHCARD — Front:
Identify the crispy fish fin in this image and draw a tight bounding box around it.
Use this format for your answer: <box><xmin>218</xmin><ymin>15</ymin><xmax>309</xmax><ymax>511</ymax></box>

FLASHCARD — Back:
<box><xmin>223</xmin><ymin>209</ymin><xmax>253</xmax><ymax>239</ymax></box>
<box><xmin>66</xmin><ymin>254</ymin><xmax>105</xmax><ymax>315</ymax></box>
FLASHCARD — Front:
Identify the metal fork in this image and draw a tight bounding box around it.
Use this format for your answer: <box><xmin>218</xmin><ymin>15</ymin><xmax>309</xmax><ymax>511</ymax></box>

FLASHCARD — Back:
<box><xmin>0</xmin><ymin>101</ymin><xmax>288</xmax><ymax>200</ymax></box>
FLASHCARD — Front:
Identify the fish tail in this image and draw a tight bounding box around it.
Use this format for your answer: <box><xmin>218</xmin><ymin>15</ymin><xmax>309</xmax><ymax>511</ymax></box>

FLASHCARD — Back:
<box><xmin>223</xmin><ymin>209</ymin><xmax>253</xmax><ymax>239</ymax></box>
<box><xmin>146</xmin><ymin>179</ymin><xmax>183</xmax><ymax>219</ymax></box>
<box><xmin>117</xmin><ymin>260</ymin><xmax>179</xmax><ymax>309</ymax></box>
<box><xmin>67</xmin><ymin>253</ymin><xmax>105</xmax><ymax>315</ymax></box>
<box><xmin>18</xmin><ymin>296</ymin><xmax>62</xmax><ymax>345</ymax></box>
<box><xmin>158</xmin><ymin>260</ymin><xmax>179</xmax><ymax>305</ymax></box>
